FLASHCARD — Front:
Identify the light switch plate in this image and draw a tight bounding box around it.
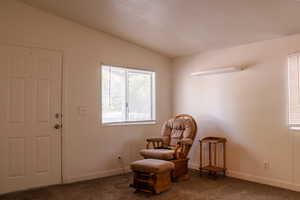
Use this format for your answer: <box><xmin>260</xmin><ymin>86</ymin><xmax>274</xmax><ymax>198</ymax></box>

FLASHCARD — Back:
<box><xmin>78</xmin><ymin>106</ymin><xmax>88</xmax><ymax>115</ymax></box>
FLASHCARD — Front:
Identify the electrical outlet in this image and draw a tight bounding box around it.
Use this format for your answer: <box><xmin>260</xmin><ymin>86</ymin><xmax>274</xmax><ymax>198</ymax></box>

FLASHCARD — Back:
<box><xmin>264</xmin><ymin>161</ymin><xmax>270</xmax><ymax>170</ymax></box>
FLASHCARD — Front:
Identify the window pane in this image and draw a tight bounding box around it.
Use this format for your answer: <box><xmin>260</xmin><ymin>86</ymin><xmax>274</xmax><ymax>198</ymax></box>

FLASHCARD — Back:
<box><xmin>102</xmin><ymin>66</ymin><xmax>126</xmax><ymax>123</ymax></box>
<box><xmin>288</xmin><ymin>54</ymin><xmax>300</xmax><ymax>126</ymax></box>
<box><xmin>128</xmin><ymin>71</ymin><xmax>152</xmax><ymax>121</ymax></box>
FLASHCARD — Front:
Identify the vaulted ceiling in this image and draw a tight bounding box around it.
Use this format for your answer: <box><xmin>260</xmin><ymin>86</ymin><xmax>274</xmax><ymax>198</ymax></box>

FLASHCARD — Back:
<box><xmin>20</xmin><ymin>0</ymin><xmax>300</xmax><ymax>58</ymax></box>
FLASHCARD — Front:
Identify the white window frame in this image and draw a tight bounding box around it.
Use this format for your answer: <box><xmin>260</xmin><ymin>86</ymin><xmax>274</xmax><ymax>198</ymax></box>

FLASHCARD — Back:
<box><xmin>288</xmin><ymin>53</ymin><xmax>300</xmax><ymax>130</ymax></box>
<box><xmin>101</xmin><ymin>64</ymin><xmax>156</xmax><ymax>125</ymax></box>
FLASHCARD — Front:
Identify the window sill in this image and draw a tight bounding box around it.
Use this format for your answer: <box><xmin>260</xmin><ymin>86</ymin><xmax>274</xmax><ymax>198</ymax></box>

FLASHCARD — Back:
<box><xmin>289</xmin><ymin>127</ymin><xmax>300</xmax><ymax>131</ymax></box>
<box><xmin>102</xmin><ymin>121</ymin><xmax>157</xmax><ymax>127</ymax></box>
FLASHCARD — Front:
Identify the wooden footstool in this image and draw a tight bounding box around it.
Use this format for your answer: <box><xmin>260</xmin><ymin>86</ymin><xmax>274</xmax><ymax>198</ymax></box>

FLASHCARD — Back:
<box><xmin>130</xmin><ymin>159</ymin><xmax>175</xmax><ymax>194</ymax></box>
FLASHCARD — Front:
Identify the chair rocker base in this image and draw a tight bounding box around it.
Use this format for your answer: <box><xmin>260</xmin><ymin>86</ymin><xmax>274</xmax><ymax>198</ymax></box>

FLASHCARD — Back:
<box><xmin>170</xmin><ymin>158</ymin><xmax>189</xmax><ymax>180</ymax></box>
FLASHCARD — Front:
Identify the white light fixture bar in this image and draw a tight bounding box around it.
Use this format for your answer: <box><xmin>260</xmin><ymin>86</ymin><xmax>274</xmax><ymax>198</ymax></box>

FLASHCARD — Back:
<box><xmin>191</xmin><ymin>66</ymin><xmax>245</xmax><ymax>76</ymax></box>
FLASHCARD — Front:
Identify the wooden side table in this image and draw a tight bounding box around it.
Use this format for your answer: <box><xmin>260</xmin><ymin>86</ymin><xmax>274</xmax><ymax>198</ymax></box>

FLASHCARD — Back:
<box><xmin>199</xmin><ymin>137</ymin><xmax>227</xmax><ymax>176</ymax></box>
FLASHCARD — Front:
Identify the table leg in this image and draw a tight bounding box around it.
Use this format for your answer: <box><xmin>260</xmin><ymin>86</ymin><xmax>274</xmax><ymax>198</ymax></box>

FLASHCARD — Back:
<box><xmin>223</xmin><ymin>142</ymin><xmax>226</xmax><ymax>176</ymax></box>
<box><xmin>199</xmin><ymin>141</ymin><xmax>202</xmax><ymax>171</ymax></box>
<box><xmin>214</xmin><ymin>143</ymin><xmax>217</xmax><ymax>167</ymax></box>
<box><xmin>209</xmin><ymin>143</ymin><xmax>211</xmax><ymax>167</ymax></box>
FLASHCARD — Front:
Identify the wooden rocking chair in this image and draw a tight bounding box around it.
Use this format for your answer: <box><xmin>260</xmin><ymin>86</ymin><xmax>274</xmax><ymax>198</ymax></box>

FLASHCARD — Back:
<box><xmin>140</xmin><ymin>114</ymin><xmax>197</xmax><ymax>179</ymax></box>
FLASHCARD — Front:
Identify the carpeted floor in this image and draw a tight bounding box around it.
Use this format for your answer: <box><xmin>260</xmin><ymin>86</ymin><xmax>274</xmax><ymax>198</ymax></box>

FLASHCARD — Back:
<box><xmin>1</xmin><ymin>170</ymin><xmax>300</xmax><ymax>200</ymax></box>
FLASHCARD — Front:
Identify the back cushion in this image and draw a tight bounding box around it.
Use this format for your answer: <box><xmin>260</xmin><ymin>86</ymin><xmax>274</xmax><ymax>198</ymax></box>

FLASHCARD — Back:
<box><xmin>169</xmin><ymin>119</ymin><xmax>185</xmax><ymax>146</ymax></box>
<box><xmin>161</xmin><ymin>117</ymin><xmax>195</xmax><ymax>146</ymax></box>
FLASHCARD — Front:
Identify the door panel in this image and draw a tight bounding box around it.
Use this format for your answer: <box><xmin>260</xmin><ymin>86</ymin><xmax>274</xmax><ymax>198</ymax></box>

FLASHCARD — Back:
<box><xmin>36</xmin><ymin>79</ymin><xmax>50</xmax><ymax>123</ymax></box>
<box><xmin>8</xmin><ymin>138</ymin><xmax>25</xmax><ymax>177</ymax></box>
<box><xmin>0</xmin><ymin>45</ymin><xmax>62</xmax><ymax>194</ymax></box>
<box><xmin>9</xmin><ymin>78</ymin><xmax>25</xmax><ymax>123</ymax></box>
<box><xmin>35</xmin><ymin>136</ymin><xmax>50</xmax><ymax>173</ymax></box>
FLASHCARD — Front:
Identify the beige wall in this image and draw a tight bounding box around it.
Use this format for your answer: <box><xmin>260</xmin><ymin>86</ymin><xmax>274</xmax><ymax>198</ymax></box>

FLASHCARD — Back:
<box><xmin>173</xmin><ymin>34</ymin><xmax>300</xmax><ymax>191</ymax></box>
<box><xmin>3</xmin><ymin>0</ymin><xmax>300</xmax><ymax>193</ymax></box>
<box><xmin>0</xmin><ymin>0</ymin><xmax>172</xmax><ymax>183</ymax></box>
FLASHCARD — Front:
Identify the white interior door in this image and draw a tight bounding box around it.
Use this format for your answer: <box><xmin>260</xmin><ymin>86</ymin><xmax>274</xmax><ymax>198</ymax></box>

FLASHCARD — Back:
<box><xmin>0</xmin><ymin>45</ymin><xmax>62</xmax><ymax>194</ymax></box>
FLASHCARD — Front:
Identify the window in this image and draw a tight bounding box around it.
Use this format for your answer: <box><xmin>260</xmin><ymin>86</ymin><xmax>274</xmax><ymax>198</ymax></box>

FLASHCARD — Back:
<box><xmin>288</xmin><ymin>53</ymin><xmax>300</xmax><ymax>129</ymax></box>
<box><xmin>101</xmin><ymin>65</ymin><xmax>155</xmax><ymax>124</ymax></box>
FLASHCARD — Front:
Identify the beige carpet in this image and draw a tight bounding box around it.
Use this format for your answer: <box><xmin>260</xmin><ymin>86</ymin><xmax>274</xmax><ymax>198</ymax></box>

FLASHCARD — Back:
<box><xmin>1</xmin><ymin>170</ymin><xmax>300</xmax><ymax>200</ymax></box>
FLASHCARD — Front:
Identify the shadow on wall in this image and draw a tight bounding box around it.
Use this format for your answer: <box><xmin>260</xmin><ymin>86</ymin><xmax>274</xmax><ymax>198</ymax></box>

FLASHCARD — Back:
<box><xmin>188</xmin><ymin>115</ymin><xmax>257</xmax><ymax>171</ymax></box>
<box><xmin>188</xmin><ymin>115</ymin><xmax>229</xmax><ymax>164</ymax></box>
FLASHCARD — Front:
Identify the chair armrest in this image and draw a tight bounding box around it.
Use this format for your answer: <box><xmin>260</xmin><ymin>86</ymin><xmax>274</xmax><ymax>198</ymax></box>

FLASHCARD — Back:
<box><xmin>174</xmin><ymin>138</ymin><xmax>194</xmax><ymax>159</ymax></box>
<box><xmin>177</xmin><ymin>138</ymin><xmax>193</xmax><ymax>145</ymax></box>
<box><xmin>146</xmin><ymin>137</ymin><xmax>165</xmax><ymax>149</ymax></box>
<box><xmin>146</xmin><ymin>137</ymin><xmax>164</xmax><ymax>142</ymax></box>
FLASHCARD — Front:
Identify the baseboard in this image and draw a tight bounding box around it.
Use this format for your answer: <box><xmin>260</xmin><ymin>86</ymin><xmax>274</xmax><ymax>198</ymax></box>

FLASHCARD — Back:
<box><xmin>64</xmin><ymin>166</ymin><xmax>131</xmax><ymax>184</ymax></box>
<box><xmin>227</xmin><ymin>170</ymin><xmax>300</xmax><ymax>192</ymax></box>
<box><xmin>188</xmin><ymin>162</ymin><xmax>300</xmax><ymax>192</ymax></box>
<box><xmin>188</xmin><ymin>162</ymin><xmax>199</xmax><ymax>170</ymax></box>
<box><xmin>0</xmin><ymin>167</ymin><xmax>131</xmax><ymax>195</ymax></box>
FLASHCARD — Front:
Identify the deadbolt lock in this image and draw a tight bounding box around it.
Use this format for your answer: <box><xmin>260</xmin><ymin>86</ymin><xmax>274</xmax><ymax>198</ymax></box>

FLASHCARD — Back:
<box><xmin>55</xmin><ymin>113</ymin><xmax>62</xmax><ymax>119</ymax></box>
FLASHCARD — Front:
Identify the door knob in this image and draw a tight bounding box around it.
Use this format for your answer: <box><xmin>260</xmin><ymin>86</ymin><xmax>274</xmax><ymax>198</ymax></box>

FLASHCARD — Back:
<box><xmin>54</xmin><ymin>124</ymin><xmax>62</xmax><ymax>129</ymax></box>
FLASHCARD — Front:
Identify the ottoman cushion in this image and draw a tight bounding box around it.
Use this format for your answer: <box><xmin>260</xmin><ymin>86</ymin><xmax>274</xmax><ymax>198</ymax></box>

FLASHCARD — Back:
<box><xmin>131</xmin><ymin>159</ymin><xmax>175</xmax><ymax>173</ymax></box>
<box><xmin>140</xmin><ymin>149</ymin><xmax>175</xmax><ymax>160</ymax></box>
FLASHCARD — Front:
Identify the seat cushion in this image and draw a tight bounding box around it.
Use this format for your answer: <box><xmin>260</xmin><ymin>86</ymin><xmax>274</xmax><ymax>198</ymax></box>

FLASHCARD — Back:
<box><xmin>140</xmin><ymin>149</ymin><xmax>175</xmax><ymax>160</ymax></box>
<box><xmin>131</xmin><ymin>159</ymin><xmax>175</xmax><ymax>173</ymax></box>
